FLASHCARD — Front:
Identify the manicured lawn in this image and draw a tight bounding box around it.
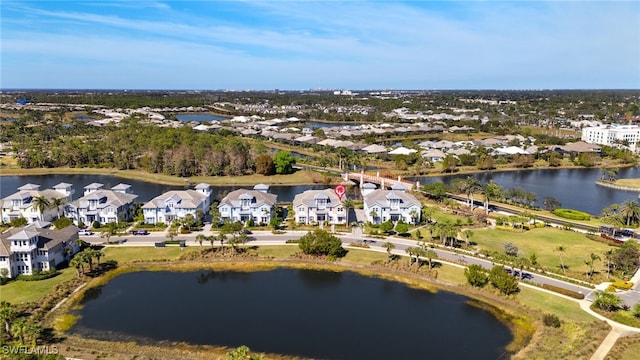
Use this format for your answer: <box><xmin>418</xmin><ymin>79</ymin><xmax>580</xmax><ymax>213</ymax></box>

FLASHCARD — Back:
<box><xmin>517</xmin><ymin>287</ymin><xmax>595</xmax><ymax>323</ymax></box>
<box><xmin>471</xmin><ymin>227</ymin><xmax>616</xmax><ymax>277</ymax></box>
<box><xmin>253</xmin><ymin>245</ymin><xmax>299</xmax><ymax>258</ymax></box>
<box><xmin>342</xmin><ymin>248</ymin><xmax>388</xmax><ymax>264</ymax></box>
<box><xmin>102</xmin><ymin>246</ymin><xmax>200</xmax><ymax>263</ymax></box>
<box><xmin>1</xmin><ymin>267</ymin><xmax>76</xmax><ymax>304</ymax></box>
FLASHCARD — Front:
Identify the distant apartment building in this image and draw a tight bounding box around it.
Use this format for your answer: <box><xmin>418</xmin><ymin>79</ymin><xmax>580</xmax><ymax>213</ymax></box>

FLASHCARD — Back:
<box><xmin>218</xmin><ymin>184</ymin><xmax>277</xmax><ymax>224</ymax></box>
<box><xmin>0</xmin><ymin>223</ymin><xmax>80</xmax><ymax>278</ymax></box>
<box><xmin>581</xmin><ymin>124</ymin><xmax>640</xmax><ymax>151</ymax></box>
<box><xmin>65</xmin><ymin>183</ymin><xmax>138</xmax><ymax>226</ymax></box>
<box><xmin>142</xmin><ymin>183</ymin><xmax>212</xmax><ymax>225</ymax></box>
<box><xmin>293</xmin><ymin>189</ymin><xmax>347</xmax><ymax>225</ymax></box>
<box><xmin>1</xmin><ymin>183</ymin><xmax>74</xmax><ymax>224</ymax></box>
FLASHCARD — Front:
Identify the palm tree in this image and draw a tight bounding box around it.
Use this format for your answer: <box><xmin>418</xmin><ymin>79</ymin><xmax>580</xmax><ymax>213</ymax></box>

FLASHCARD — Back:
<box><xmin>405</xmin><ymin>247</ymin><xmax>417</xmax><ymax>265</ymax></box>
<box><xmin>482</xmin><ymin>181</ymin><xmax>502</xmax><ymax>215</ymax></box>
<box><xmin>342</xmin><ymin>198</ymin><xmax>353</xmax><ymax>226</ymax></box>
<box><xmin>32</xmin><ymin>195</ymin><xmax>50</xmax><ymax>221</ymax></box>
<box><xmin>50</xmin><ymin>197</ymin><xmax>66</xmax><ymax>220</ymax></box>
<box><xmin>424</xmin><ymin>249</ymin><xmax>437</xmax><ymax>270</ymax></box>
<box><xmin>461</xmin><ymin>229</ymin><xmax>473</xmax><ymax>248</ymax></box>
<box><xmin>604</xmin><ymin>249</ymin><xmax>615</xmax><ymax>280</ymax></box>
<box><xmin>383</xmin><ymin>241</ymin><xmax>395</xmax><ymax>259</ymax></box>
<box><xmin>217</xmin><ymin>232</ymin><xmax>227</xmax><ymax>252</ymax></box>
<box><xmin>369</xmin><ymin>209</ymin><xmax>378</xmax><ymax>224</ymax></box>
<box><xmin>409</xmin><ymin>209</ymin><xmax>420</xmax><ymax>225</ymax></box>
<box><xmin>94</xmin><ymin>249</ymin><xmax>104</xmax><ymax>265</ymax></box>
<box><xmin>555</xmin><ymin>245</ymin><xmax>567</xmax><ymax>274</ymax></box>
<box><xmin>70</xmin><ymin>256</ymin><xmax>84</xmax><ymax>276</ymax></box>
<box><xmin>586</xmin><ymin>253</ymin><xmax>601</xmax><ymax>281</ymax></box>
<box><xmin>619</xmin><ymin>200</ymin><xmax>640</xmax><ymax>226</ymax></box>
<box><xmin>0</xmin><ymin>301</ymin><xmax>16</xmax><ymax>337</ymax></box>
<box><xmin>195</xmin><ymin>234</ymin><xmax>206</xmax><ymax>247</ymax></box>
<box><xmin>515</xmin><ymin>257</ymin><xmax>529</xmax><ymax>280</ymax></box>
<box><xmin>11</xmin><ymin>317</ymin><xmax>27</xmax><ymax>345</ymax></box>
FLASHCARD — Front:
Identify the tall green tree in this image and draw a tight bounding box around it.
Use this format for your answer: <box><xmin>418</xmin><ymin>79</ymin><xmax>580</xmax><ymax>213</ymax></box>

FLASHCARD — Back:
<box><xmin>489</xmin><ymin>266</ymin><xmax>520</xmax><ymax>295</ymax></box>
<box><xmin>274</xmin><ymin>151</ymin><xmax>296</xmax><ymax>174</ymax></box>
<box><xmin>298</xmin><ymin>229</ymin><xmax>346</xmax><ymax>258</ymax></box>
<box><xmin>465</xmin><ymin>264</ymin><xmax>489</xmax><ymax>287</ymax></box>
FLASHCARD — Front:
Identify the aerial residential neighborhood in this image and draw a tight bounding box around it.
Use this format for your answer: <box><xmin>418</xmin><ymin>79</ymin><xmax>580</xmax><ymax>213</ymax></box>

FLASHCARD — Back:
<box><xmin>1</xmin><ymin>0</ymin><xmax>639</xmax><ymax>358</ymax></box>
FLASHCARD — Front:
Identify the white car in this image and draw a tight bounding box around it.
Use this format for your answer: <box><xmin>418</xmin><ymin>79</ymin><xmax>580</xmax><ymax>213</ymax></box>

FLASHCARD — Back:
<box><xmin>78</xmin><ymin>229</ymin><xmax>94</xmax><ymax>236</ymax></box>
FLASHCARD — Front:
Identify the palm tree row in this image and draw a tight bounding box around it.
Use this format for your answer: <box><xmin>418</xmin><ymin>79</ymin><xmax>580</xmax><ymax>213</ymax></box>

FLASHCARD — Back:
<box><xmin>69</xmin><ymin>247</ymin><xmax>104</xmax><ymax>276</ymax></box>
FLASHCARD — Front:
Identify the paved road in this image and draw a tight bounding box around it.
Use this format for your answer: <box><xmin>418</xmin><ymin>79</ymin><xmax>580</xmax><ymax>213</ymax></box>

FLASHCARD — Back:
<box><xmin>81</xmin><ymin>228</ymin><xmax>617</xmax><ymax>304</ymax></box>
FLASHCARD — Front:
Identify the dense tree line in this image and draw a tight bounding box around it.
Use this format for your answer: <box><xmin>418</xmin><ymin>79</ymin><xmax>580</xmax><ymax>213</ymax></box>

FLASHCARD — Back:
<box><xmin>13</xmin><ymin>117</ymin><xmax>259</xmax><ymax>177</ymax></box>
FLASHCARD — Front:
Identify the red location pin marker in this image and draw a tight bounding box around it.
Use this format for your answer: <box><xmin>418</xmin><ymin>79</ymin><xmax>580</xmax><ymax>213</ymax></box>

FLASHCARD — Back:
<box><xmin>335</xmin><ymin>184</ymin><xmax>346</xmax><ymax>201</ymax></box>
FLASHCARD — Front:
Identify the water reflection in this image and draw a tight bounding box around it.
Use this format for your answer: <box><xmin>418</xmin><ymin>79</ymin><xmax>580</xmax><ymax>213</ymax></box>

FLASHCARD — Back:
<box><xmin>412</xmin><ymin>167</ymin><xmax>640</xmax><ymax>214</ymax></box>
<box><xmin>73</xmin><ymin>269</ymin><xmax>512</xmax><ymax>360</ymax></box>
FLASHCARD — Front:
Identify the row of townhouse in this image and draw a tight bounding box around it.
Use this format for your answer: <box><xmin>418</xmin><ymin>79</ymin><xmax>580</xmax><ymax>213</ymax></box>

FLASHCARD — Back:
<box><xmin>217</xmin><ymin>183</ymin><xmax>421</xmax><ymax>226</ymax></box>
<box><xmin>1</xmin><ymin>182</ymin><xmax>214</xmax><ymax>227</ymax></box>
<box><xmin>3</xmin><ymin>181</ymin><xmax>420</xmax><ymax>228</ymax></box>
<box><xmin>0</xmin><ymin>222</ymin><xmax>81</xmax><ymax>278</ymax></box>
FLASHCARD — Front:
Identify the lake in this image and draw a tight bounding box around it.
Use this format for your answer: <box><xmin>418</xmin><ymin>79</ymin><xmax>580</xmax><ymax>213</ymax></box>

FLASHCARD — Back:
<box><xmin>412</xmin><ymin>167</ymin><xmax>640</xmax><ymax>215</ymax></box>
<box><xmin>175</xmin><ymin>114</ymin><xmax>229</xmax><ymax>122</ymax></box>
<box><xmin>0</xmin><ymin>174</ymin><xmax>349</xmax><ymax>203</ymax></box>
<box><xmin>72</xmin><ymin>269</ymin><xmax>513</xmax><ymax>359</ymax></box>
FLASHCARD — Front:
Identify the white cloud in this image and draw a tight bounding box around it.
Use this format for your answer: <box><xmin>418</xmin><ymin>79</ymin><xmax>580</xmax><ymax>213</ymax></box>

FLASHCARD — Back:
<box><xmin>1</xmin><ymin>1</ymin><xmax>638</xmax><ymax>89</ymax></box>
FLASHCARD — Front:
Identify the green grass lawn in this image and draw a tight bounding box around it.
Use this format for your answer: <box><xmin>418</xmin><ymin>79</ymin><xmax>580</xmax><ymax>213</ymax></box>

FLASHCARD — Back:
<box><xmin>102</xmin><ymin>246</ymin><xmax>201</xmax><ymax>263</ymax></box>
<box><xmin>471</xmin><ymin>227</ymin><xmax>616</xmax><ymax>278</ymax></box>
<box><xmin>517</xmin><ymin>287</ymin><xmax>595</xmax><ymax>323</ymax></box>
<box><xmin>1</xmin><ymin>267</ymin><xmax>76</xmax><ymax>304</ymax></box>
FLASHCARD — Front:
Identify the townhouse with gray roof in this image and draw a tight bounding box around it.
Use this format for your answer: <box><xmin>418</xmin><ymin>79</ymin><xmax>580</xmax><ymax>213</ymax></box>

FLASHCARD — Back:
<box><xmin>65</xmin><ymin>183</ymin><xmax>138</xmax><ymax>226</ymax></box>
<box><xmin>363</xmin><ymin>184</ymin><xmax>421</xmax><ymax>224</ymax></box>
<box><xmin>293</xmin><ymin>189</ymin><xmax>347</xmax><ymax>225</ymax></box>
<box><xmin>0</xmin><ymin>223</ymin><xmax>80</xmax><ymax>278</ymax></box>
<box><xmin>142</xmin><ymin>183</ymin><xmax>212</xmax><ymax>225</ymax></box>
<box><xmin>1</xmin><ymin>183</ymin><xmax>74</xmax><ymax>224</ymax></box>
<box><xmin>218</xmin><ymin>184</ymin><xmax>277</xmax><ymax>224</ymax></box>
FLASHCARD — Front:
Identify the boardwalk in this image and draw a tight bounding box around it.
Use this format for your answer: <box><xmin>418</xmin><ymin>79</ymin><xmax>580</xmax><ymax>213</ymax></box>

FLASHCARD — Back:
<box><xmin>343</xmin><ymin>171</ymin><xmax>417</xmax><ymax>190</ymax></box>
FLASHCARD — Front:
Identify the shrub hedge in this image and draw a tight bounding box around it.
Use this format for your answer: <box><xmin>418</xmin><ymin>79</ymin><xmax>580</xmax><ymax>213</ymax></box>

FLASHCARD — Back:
<box><xmin>541</xmin><ymin>283</ymin><xmax>585</xmax><ymax>299</ymax></box>
<box><xmin>612</xmin><ymin>281</ymin><xmax>634</xmax><ymax>290</ymax></box>
<box><xmin>553</xmin><ymin>208</ymin><xmax>591</xmax><ymax>220</ymax></box>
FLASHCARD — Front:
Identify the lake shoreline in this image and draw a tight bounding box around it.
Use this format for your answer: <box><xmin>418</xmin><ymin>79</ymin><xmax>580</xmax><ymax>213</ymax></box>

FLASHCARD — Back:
<box><xmin>52</xmin><ymin>259</ymin><xmax>534</xmax><ymax>359</ymax></box>
<box><xmin>1</xmin><ymin>163</ymin><xmax>633</xmax><ymax>187</ymax></box>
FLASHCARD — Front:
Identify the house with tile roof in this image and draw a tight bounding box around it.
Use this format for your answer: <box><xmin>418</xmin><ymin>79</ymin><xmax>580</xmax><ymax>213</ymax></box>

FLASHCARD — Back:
<box><xmin>142</xmin><ymin>183</ymin><xmax>212</xmax><ymax>225</ymax></box>
<box><xmin>1</xmin><ymin>183</ymin><xmax>74</xmax><ymax>224</ymax></box>
<box><xmin>0</xmin><ymin>223</ymin><xmax>80</xmax><ymax>278</ymax></box>
<box><xmin>218</xmin><ymin>184</ymin><xmax>277</xmax><ymax>224</ymax></box>
<box><xmin>363</xmin><ymin>184</ymin><xmax>421</xmax><ymax>224</ymax></box>
<box><xmin>293</xmin><ymin>189</ymin><xmax>347</xmax><ymax>225</ymax></box>
<box><xmin>65</xmin><ymin>183</ymin><xmax>138</xmax><ymax>226</ymax></box>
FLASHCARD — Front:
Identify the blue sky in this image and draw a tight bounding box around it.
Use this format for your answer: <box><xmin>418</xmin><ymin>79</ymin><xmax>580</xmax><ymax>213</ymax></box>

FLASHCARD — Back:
<box><xmin>1</xmin><ymin>1</ymin><xmax>638</xmax><ymax>90</ymax></box>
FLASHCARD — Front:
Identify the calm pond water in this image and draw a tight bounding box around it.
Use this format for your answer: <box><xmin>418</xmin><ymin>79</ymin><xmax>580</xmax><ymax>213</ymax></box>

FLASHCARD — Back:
<box><xmin>0</xmin><ymin>174</ymin><xmax>348</xmax><ymax>203</ymax></box>
<box><xmin>175</xmin><ymin>113</ymin><xmax>229</xmax><ymax>122</ymax></box>
<box><xmin>412</xmin><ymin>167</ymin><xmax>640</xmax><ymax>215</ymax></box>
<box><xmin>72</xmin><ymin>269</ymin><xmax>512</xmax><ymax>360</ymax></box>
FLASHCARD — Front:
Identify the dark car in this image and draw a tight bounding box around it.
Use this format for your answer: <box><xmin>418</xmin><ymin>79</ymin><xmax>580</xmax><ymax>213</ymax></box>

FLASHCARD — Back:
<box><xmin>132</xmin><ymin>230</ymin><xmax>149</xmax><ymax>235</ymax></box>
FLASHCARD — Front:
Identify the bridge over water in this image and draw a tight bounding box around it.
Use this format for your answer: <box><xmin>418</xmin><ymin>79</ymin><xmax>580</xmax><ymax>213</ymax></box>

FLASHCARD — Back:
<box><xmin>343</xmin><ymin>171</ymin><xmax>419</xmax><ymax>191</ymax></box>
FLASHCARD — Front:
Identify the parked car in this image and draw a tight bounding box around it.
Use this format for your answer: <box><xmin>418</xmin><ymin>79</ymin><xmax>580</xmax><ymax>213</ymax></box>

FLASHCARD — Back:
<box><xmin>78</xmin><ymin>229</ymin><xmax>94</xmax><ymax>236</ymax></box>
<box><xmin>132</xmin><ymin>229</ymin><xmax>149</xmax><ymax>235</ymax></box>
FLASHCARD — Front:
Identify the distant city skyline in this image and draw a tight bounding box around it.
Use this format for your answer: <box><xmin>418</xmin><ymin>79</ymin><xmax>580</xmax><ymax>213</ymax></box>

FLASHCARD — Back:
<box><xmin>1</xmin><ymin>1</ymin><xmax>638</xmax><ymax>90</ymax></box>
